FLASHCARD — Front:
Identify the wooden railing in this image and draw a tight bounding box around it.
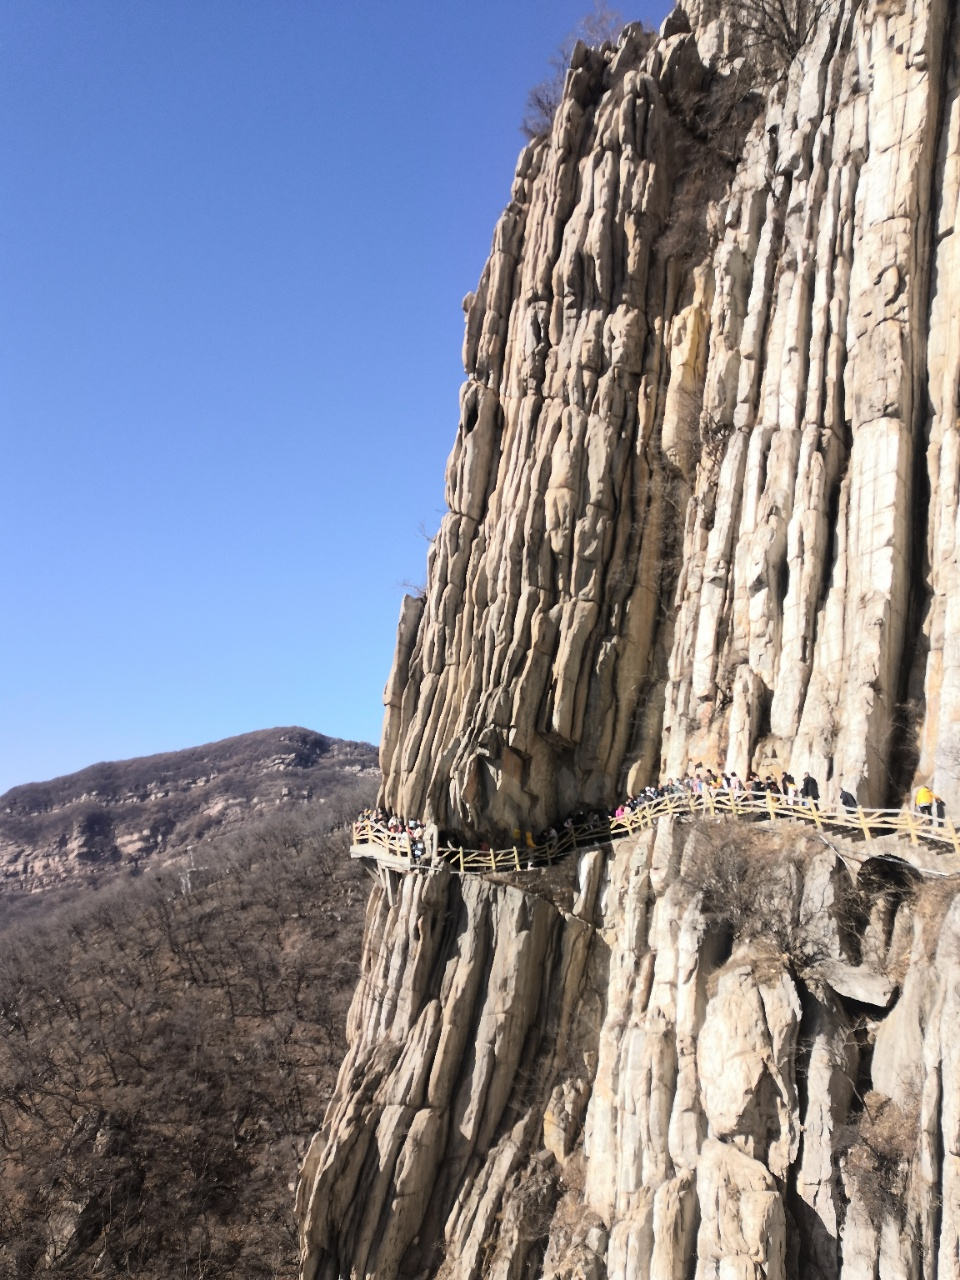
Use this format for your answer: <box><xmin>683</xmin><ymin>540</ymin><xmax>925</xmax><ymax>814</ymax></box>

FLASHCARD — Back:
<box><xmin>351</xmin><ymin>790</ymin><xmax>960</xmax><ymax>876</ymax></box>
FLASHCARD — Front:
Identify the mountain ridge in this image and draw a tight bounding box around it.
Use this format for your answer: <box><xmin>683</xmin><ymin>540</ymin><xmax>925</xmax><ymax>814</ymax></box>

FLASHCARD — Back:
<box><xmin>0</xmin><ymin>725</ymin><xmax>378</xmax><ymax>894</ymax></box>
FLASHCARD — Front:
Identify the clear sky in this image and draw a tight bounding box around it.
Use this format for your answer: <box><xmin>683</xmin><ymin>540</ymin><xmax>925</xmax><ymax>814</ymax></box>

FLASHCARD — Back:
<box><xmin>0</xmin><ymin>0</ymin><xmax>670</xmax><ymax>793</ymax></box>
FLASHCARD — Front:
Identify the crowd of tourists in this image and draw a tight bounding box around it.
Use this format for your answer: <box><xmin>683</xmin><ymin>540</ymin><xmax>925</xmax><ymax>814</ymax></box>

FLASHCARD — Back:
<box><xmin>356</xmin><ymin>808</ymin><xmax>429</xmax><ymax>859</ymax></box>
<box><xmin>650</xmin><ymin>766</ymin><xmax>822</xmax><ymax>802</ymax></box>
<box><xmin>357</xmin><ymin>770</ymin><xmax>949</xmax><ymax>862</ymax></box>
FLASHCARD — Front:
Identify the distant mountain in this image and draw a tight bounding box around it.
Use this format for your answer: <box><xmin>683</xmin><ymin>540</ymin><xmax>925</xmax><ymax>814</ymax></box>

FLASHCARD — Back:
<box><xmin>0</xmin><ymin>727</ymin><xmax>379</xmax><ymax>894</ymax></box>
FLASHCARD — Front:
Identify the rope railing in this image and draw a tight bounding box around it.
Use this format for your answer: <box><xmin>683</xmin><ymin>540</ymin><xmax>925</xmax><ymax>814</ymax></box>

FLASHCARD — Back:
<box><xmin>350</xmin><ymin>790</ymin><xmax>960</xmax><ymax>876</ymax></box>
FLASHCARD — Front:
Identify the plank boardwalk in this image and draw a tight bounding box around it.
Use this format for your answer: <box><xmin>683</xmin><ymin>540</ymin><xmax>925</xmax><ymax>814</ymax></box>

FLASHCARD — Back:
<box><xmin>350</xmin><ymin>790</ymin><xmax>960</xmax><ymax>877</ymax></box>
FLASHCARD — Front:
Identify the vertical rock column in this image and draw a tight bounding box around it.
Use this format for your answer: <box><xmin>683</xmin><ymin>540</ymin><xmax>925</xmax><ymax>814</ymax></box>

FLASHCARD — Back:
<box><xmin>663</xmin><ymin>0</ymin><xmax>956</xmax><ymax>807</ymax></box>
<box><xmin>921</xmin><ymin>2</ymin><xmax>960</xmax><ymax>804</ymax></box>
<box><xmin>380</xmin><ymin>28</ymin><xmax>718</xmax><ymax>838</ymax></box>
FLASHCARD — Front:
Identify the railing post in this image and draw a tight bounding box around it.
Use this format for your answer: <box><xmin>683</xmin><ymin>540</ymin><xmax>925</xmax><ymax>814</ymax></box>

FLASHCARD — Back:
<box><xmin>459</xmin><ymin>847</ymin><xmax>465</xmax><ymax>874</ymax></box>
<box><xmin>944</xmin><ymin>817</ymin><xmax>960</xmax><ymax>857</ymax></box>
<box><xmin>766</xmin><ymin>790</ymin><xmax>776</xmax><ymax>820</ymax></box>
<box><xmin>907</xmin><ymin>810</ymin><xmax>919</xmax><ymax>847</ymax></box>
<box><xmin>857</xmin><ymin>807</ymin><xmax>873</xmax><ymax>841</ymax></box>
<box><xmin>513</xmin><ymin>846</ymin><xmax>521</xmax><ymax>871</ymax></box>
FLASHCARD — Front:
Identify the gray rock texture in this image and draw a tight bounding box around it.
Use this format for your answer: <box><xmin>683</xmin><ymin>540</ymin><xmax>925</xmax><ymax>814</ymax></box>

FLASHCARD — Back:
<box><xmin>298</xmin><ymin>820</ymin><xmax>952</xmax><ymax>1280</ymax></box>
<box><xmin>379</xmin><ymin>0</ymin><xmax>960</xmax><ymax>839</ymax></box>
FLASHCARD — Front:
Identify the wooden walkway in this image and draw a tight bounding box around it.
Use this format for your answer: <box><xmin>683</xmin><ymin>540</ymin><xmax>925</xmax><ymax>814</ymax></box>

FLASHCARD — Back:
<box><xmin>350</xmin><ymin>790</ymin><xmax>960</xmax><ymax>876</ymax></box>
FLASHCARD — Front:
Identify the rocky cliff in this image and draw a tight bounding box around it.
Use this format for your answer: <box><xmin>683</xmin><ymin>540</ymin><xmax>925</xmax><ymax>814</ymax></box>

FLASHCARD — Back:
<box><xmin>298</xmin><ymin>818</ymin><xmax>957</xmax><ymax>1280</ymax></box>
<box><xmin>379</xmin><ymin>0</ymin><xmax>960</xmax><ymax>841</ymax></box>
<box><xmin>296</xmin><ymin>5</ymin><xmax>960</xmax><ymax>1276</ymax></box>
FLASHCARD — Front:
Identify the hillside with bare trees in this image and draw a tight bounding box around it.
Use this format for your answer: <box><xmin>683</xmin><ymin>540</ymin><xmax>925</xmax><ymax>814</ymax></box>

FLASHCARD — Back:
<box><xmin>0</xmin><ymin>727</ymin><xmax>377</xmax><ymax>904</ymax></box>
<box><xmin>0</xmin><ymin>803</ymin><xmax>373</xmax><ymax>1278</ymax></box>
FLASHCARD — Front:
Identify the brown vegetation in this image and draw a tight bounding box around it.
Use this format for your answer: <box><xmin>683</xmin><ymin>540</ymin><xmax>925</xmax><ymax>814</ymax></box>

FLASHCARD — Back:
<box><xmin>838</xmin><ymin>1089</ymin><xmax>920</xmax><ymax>1227</ymax></box>
<box><xmin>680</xmin><ymin>825</ymin><xmax>862</xmax><ymax>971</ymax></box>
<box><xmin>657</xmin><ymin>61</ymin><xmax>765</xmax><ymax>268</ymax></box>
<box><xmin>0</xmin><ymin>804</ymin><xmax>372</xmax><ymax>1278</ymax></box>
<box><xmin>730</xmin><ymin>0</ymin><xmax>840</xmax><ymax>80</ymax></box>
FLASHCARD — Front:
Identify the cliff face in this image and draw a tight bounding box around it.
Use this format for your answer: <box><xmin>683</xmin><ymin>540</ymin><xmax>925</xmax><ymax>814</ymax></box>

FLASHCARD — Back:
<box><xmin>297</xmin><ymin>7</ymin><xmax>960</xmax><ymax>1273</ymax></box>
<box><xmin>380</xmin><ymin>0</ymin><xmax>960</xmax><ymax>839</ymax></box>
<box><xmin>298</xmin><ymin>821</ymin><xmax>957</xmax><ymax>1280</ymax></box>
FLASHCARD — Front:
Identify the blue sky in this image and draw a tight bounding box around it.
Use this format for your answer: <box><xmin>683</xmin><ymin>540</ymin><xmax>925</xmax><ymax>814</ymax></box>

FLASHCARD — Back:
<box><xmin>0</xmin><ymin>0</ymin><xmax>669</xmax><ymax>793</ymax></box>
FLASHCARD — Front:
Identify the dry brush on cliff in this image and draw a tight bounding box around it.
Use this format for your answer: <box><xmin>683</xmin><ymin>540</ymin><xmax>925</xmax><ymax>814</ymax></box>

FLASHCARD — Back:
<box><xmin>520</xmin><ymin>3</ymin><xmax>629</xmax><ymax>138</ymax></box>
<box><xmin>729</xmin><ymin>0</ymin><xmax>842</xmax><ymax>78</ymax></box>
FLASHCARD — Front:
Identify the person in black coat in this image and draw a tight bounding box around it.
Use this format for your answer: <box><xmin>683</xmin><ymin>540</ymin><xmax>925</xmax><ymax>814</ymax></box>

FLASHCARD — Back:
<box><xmin>800</xmin><ymin>772</ymin><xmax>820</xmax><ymax>805</ymax></box>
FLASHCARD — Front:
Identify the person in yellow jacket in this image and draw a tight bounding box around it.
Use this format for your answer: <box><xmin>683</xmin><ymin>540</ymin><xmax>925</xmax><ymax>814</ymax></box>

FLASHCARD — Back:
<box><xmin>916</xmin><ymin>785</ymin><xmax>934</xmax><ymax>821</ymax></box>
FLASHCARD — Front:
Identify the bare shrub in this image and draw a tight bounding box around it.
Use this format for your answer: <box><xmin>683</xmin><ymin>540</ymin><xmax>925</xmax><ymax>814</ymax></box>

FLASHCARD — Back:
<box><xmin>521</xmin><ymin>3</ymin><xmax>627</xmax><ymax>139</ymax></box>
<box><xmin>700</xmin><ymin>411</ymin><xmax>736</xmax><ymax>465</ymax></box>
<box><xmin>838</xmin><ymin>1089</ymin><xmax>920</xmax><ymax>1227</ymax></box>
<box><xmin>682</xmin><ymin>831</ymin><xmax>798</xmax><ymax>946</ymax></box>
<box><xmin>658</xmin><ymin>64</ymin><xmax>765</xmax><ymax>266</ymax></box>
<box><xmin>680</xmin><ymin>828</ymin><xmax>862</xmax><ymax>972</ymax></box>
<box><xmin>522</xmin><ymin>76</ymin><xmax>568</xmax><ymax>142</ymax></box>
<box><xmin>504</xmin><ymin>1161</ymin><xmax>561</xmax><ymax>1252</ymax></box>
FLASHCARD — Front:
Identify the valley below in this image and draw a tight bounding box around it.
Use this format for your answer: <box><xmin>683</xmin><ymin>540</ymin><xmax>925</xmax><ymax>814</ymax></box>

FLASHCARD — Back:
<box><xmin>0</xmin><ymin>734</ymin><xmax>377</xmax><ymax>1277</ymax></box>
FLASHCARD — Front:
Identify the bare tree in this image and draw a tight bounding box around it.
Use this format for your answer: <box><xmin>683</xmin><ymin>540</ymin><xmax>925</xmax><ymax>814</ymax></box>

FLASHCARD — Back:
<box><xmin>732</xmin><ymin>0</ymin><xmax>837</xmax><ymax>78</ymax></box>
<box><xmin>521</xmin><ymin>3</ymin><xmax>626</xmax><ymax>139</ymax></box>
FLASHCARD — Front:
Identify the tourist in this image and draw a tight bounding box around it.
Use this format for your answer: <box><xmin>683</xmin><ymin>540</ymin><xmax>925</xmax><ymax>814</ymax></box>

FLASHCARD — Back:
<box><xmin>800</xmin><ymin>772</ymin><xmax>820</xmax><ymax>804</ymax></box>
<box><xmin>839</xmin><ymin>788</ymin><xmax>857</xmax><ymax>812</ymax></box>
<box><xmin>916</xmin><ymin>784</ymin><xmax>934</xmax><ymax>822</ymax></box>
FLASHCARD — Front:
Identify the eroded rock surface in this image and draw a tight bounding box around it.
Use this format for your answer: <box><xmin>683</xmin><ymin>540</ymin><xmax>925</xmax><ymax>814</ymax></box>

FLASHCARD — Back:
<box><xmin>298</xmin><ymin>819</ymin><xmax>952</xmax><ymax>1280</ymax></box>
<box><xmin>380</xmin><ymin>0</ymin><xmax>960</xmax><ymax>838</ymax></box>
